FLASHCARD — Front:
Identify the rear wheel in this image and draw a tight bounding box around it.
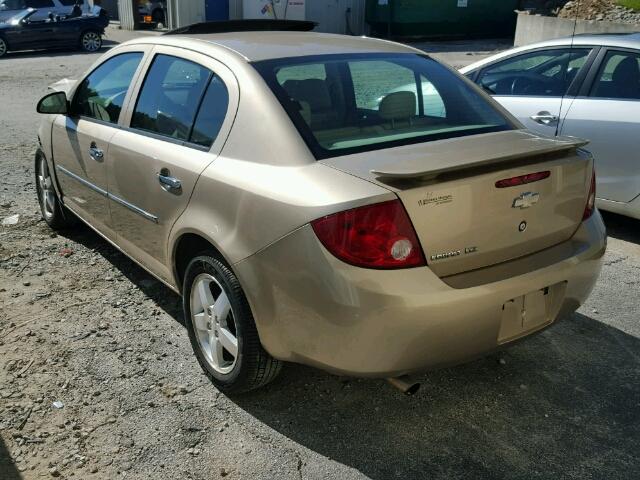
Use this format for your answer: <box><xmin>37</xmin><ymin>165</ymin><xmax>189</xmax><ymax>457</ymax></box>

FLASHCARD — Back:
<box><xmin>35</xmin><ymin>155</ymin><xmax>74</xmax><ymax>230</ymax></box>
<box><xmin>183</xmin><ymin>254</ymin><xmax>282</xmax><ymax>394</ymax></box>
<box><xmin>79</xmin><ymin>31</ymin><xmax>102</xmax><ymax>53</ymax></box>
<box><xmin>0</xmin><ymin>37</ymin><xmax>7</xmax><ymax>58</ymax></box>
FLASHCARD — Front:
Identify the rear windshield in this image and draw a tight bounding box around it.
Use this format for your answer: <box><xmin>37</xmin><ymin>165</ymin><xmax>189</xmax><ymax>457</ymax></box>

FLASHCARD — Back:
<box><xmin>254</xmin><ymin>53</ymin><xmax>513</xmax><ymax>160</ymax></box>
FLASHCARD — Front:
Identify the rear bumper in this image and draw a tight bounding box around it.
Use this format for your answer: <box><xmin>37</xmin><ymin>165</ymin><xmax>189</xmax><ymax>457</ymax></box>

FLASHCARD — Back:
<box><xmin>234</xmin><ymin>212</ymin><xmax>606</xmax><ymax>377</ymax></box>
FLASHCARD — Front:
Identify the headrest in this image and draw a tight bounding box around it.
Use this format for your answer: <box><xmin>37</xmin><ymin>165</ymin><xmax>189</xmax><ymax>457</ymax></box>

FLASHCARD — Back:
<box><xmin>282</xmin><ymin>79</ymin><xmax>332</xmax><ymax>110</ymax></box>
<box><xmin>379</xmin><ymin>91</ymin><xmax>416</xmax><ymax>121</ymax></box>
<box><xmin>612</xmin><ymin>56</ymin><xmax>640</xmax><ymax>85</ymax></box>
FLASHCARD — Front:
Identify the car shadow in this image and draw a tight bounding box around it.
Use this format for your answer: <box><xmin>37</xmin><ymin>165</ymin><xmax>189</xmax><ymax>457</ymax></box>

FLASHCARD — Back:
<box><xmin>231</xmin><ymin>314</ymin><xmax>640</xmax><ymax>479</ymax></box>
<box><xmin>58</xmin><ymin>221</ymin><xmax>183</xmax><ymax>324</ymax></box>
<box><xmin>601</xmin><ymin>211</ymin><xmax>640</xmax><ymax>245</ymax></box>
<box><xmin>3</xmin><ymin>40</ymin><xmax>118</xmax><ymax>60</ymax></box>
<box><xmin>0</xmin><ymin>436</ymin><xmax>22</xmax><ymax>480</ymax></box>
<box><xmin>58</xmin><ymin>222</ymin><xmax>640</xmax><ymax>479</ymax></box>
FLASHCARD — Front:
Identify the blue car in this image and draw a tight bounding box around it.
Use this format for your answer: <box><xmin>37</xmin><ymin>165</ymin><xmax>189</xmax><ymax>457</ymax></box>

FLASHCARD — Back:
<box><xmin>0</xmin><ymin>0</ymin><xmax>104</xmax><ymax>22</ymax></box>
<box><xmin>0</xmin><ymin>8</ymin><xmax>108</xmax><ymax>57</ymax></box>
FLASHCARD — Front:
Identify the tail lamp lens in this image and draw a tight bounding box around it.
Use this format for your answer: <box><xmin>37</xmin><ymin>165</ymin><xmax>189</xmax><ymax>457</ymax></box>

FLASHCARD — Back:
<box><xmin>495</xmin><ymin>170</ymin><xmax>550</xmax><ymax>188</ymax></box>
<box><xmin>311</xmin><ymin>200</ymin><xmax>426</xmax><ymax>269</ymax></box>
<box><xmin>583</xmin><ymin>169</ymin><xmax>596</xmax><ymax>220</ymax></box>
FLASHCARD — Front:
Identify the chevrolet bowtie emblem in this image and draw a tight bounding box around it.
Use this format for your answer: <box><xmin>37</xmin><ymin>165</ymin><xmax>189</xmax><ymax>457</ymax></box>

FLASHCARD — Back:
<box><xmin>512</xmin><ymin>192</ymin><xmax>540</xmax><ymax>209</ymax></box>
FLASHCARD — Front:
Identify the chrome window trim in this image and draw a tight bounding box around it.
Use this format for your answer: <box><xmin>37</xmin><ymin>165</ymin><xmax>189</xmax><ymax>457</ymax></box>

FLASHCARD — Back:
<box><xmin>56</xmin><ymin>165</ymin><xmax>159</xmax><ymax>224</ymax></box>
<box><xmin>122</xmin><ymin>125</ymin><xmax>212</xmax><ymax>152</ymax></box>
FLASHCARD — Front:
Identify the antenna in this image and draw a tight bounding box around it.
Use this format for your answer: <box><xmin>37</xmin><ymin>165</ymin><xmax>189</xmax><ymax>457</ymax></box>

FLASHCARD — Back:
<box><xmin>557</xmin><ymin>0</ymin><xmax>581</xmax><ymax>136</ymax></box>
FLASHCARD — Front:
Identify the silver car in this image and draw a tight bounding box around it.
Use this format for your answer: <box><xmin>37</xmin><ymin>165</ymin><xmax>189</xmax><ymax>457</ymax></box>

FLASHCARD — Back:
<box><xmin>461</xmin><ymin>33</ymin><xmax>640</xmax><ymax>220</ymax></box>
<box><xmin>0</xmin><ymin>0</ymin><xmax>101</xmax><ymax>22</ymax></box>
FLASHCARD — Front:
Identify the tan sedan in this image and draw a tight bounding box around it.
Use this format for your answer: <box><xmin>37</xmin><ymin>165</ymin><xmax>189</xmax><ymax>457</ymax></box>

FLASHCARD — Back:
<box><xmin>34</xmin><ymin>26</ymin><xmax>606</xmax><ymax>394</ymax></box>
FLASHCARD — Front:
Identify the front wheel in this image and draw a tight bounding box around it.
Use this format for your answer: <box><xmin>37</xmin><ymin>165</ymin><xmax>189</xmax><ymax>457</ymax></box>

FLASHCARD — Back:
<box><xmin>79</xmin><ymin>31</ymin><xmax>102</xmax><ymax>53</ymax></box>
<box><xmin>183</xmin><ymin>254</ymin><xmax>282</xmax><ymax>394</ymax></box>
<box><xmin>35</xmin><ymin>155</ymin><xmax>74</xmax><ymax>230</ymax></box>
<box><xmin>0</xmin><ymin>37</ymin><xmax>8</xmax><ymax>58</ymax></box>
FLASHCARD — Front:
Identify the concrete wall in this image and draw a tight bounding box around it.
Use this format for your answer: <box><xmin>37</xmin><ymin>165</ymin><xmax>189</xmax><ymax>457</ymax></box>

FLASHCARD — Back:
<box><xmin>515</xmin><ymin>12</ymin><xmax>639</xmax><ymax>46</ymax></box>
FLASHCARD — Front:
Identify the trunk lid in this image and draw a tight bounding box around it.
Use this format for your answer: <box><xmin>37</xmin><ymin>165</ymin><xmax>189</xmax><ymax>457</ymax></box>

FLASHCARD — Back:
<box><xmin>322</xmin><ymin>130</ymin><xmax>593</xmax><ymax>278</ymax></box>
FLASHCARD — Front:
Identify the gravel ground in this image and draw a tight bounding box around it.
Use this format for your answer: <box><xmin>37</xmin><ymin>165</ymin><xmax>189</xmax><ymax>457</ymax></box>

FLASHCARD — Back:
<box><xmin>1</xmin><ymin>27</ymin><xmax>639</xmax><ymax>480</ymax></box>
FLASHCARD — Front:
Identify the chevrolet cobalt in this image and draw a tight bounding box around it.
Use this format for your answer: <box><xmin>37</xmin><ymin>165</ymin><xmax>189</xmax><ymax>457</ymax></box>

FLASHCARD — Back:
<box><xmin>35</xmin><ymin>25</ymin><xmax>606</xmax><ymax>393</ymax></box>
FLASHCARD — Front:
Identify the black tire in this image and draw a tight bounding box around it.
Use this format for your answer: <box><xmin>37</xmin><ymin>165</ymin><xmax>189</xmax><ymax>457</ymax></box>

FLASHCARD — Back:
<box><xmin>79</xmin><ymin>30</ymin><xmax>102</xmax><ymax>53</ymax></box>
<box><xmin>35</xmin><ymin>153</ymin><xmax>75</xmax><ymax>230</ymax></box>
<box><xmin>0</xmin><ymin>36</ymin><xmax>8</xmax><ymax>58</ymax></box>
<box><xmin>183</xmin><ymin>254</ymin><xmax>282</xmax><ymax>394</ymax></box>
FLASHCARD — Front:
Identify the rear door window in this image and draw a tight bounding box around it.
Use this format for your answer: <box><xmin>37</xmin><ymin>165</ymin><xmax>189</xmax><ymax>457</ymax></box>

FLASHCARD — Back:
<box><xmin>590</xmin><ymin>50</ymin><xmax>640</xmax><ymax>100</ymax></box>
<box><xmin>131</xmin><ymin>55</ymin><xmax>211</xmax><ymax>142</ymax></box>
<box><xmin>189</xmin><ymin>76</ymin><xmax>229</xmax><ymax>147</ymax></box>
<box><xmin>131</xmin><ymin>54</ymin><xmax>229</xmax><ymax>147</ymax></box>
<box><xmin>72</xmin><ymin>52</ymin><xmax>144</xmax><ymax>124</ymax></box>
<box><xmin>477</xmin><ymin>48</ymin><xmax>591</xmax><ymax>96</ymax></box>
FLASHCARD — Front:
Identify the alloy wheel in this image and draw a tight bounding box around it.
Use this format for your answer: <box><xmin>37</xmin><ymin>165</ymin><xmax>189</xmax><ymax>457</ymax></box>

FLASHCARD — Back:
<box><xmin>37</xmin><ymin>157</ymin><xmax>56</xmax><ymax>221</ymax></box>
<box><xmin>190</xmin><ymin>273</ymin><xmax>239</xmax><ymax>375</ymax></box>
<box><xmin>82</xmin><ymin>32</ymin><xmax>101</xmax><ymax>52</ymax></box>
<box><xmin>0</xmin><ymin>38</ymin><xmax>7</xmax><ymax>57</ymax></box>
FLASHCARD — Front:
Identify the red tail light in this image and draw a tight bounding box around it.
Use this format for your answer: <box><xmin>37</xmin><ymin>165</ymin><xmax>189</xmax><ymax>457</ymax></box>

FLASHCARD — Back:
<box><xmin>495</xmin><ymin>171</ymin><xmax>550</xmax><ymax>188</ymax></box>
<box><xmin>311</xmin><ymin>200</ymin><xmax>426</xmax><ymax>269</ymax></box>
<box><xmin>583</xmin><ymin>169</ymin><xmax>596</xmax><ymax>220</ymax></box>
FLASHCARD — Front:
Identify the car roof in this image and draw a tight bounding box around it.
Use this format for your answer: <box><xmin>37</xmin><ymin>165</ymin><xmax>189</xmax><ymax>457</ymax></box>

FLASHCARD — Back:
<box><xmin>125</xmin><ymin>31</ymin><xmax>422</xmax><ymax>62</ymax></box>
<box><xmin>460</xmin><ymin>32</ymin><xmax>640</xmax><ymax>72</ymax></box>
<box><xmin>542</xmin><ymin>31</ymin><xmax>640</xmax><ymax>48</ymax></box>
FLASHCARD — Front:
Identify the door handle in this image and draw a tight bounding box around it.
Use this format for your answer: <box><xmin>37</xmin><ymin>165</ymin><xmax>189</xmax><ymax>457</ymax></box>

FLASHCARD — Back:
<box><xmin>530</xmin><ymin>112</ymin><xmax>559</xmax><ymax>126</ymax></box>
<box><xmin>158</xmin><ymin>172</ymin><xmax>182</xmax><ymax>192</ymax></box>
<box><xmin>88</xmin><ymin>142</ymin><xmax>104</xmax><ymax>161</ymax></box>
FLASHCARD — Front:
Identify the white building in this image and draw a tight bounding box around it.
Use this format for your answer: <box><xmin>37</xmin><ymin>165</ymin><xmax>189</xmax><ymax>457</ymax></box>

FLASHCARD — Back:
<box><xmin>116</xmin><ymin>0</ymin><xmax>367</xmax><ymax>35</ymax></box>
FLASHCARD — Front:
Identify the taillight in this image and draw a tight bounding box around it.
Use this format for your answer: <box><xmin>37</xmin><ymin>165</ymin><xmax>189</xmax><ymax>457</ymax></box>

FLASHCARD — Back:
<box><xmin>583</xmin><ymin>169</ymin><xmax>596</xmax><ymax>220</ymax></box>
<box><xmin>495</xmin><ymin>171</ymin><xmax>550</xmax><ymax>188</ymax></box>
<box><xmin>311</xmin><ymin>200</ymin><xmax>426</xmax><ymax>269</ymax></box>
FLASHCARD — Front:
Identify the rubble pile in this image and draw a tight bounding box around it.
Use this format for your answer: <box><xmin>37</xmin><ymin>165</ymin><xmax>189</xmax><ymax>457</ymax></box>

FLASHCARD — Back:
<box><xmin>559</xmin><ymin>0</ymin><xmax>640</xmax><ymax>24</ymax></box>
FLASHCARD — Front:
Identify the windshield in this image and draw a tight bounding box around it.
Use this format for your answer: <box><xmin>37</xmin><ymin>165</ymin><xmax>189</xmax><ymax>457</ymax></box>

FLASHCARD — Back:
<box><xmin>254</xmin><ymin>53</ymin><xmax>513</xmax><ymax>160</ymax></box>
<box><xmin>4</xmin><ymin>8</ymin><xmax>34</xmax><ymax>23</ymax></box>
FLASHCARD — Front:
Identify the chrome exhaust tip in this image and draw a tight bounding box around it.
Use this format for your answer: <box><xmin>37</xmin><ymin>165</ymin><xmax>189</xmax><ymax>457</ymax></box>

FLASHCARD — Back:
<box><xmin>386</xmin><ymin>376</ymin><xmax>421</xmax><ymax>396</ymax></box>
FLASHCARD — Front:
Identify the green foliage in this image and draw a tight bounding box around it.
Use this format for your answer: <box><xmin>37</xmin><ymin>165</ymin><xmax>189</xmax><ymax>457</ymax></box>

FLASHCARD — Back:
<box><xmin>617</xmin><ymin>0</ymin><xmax>640</xmax><ymax>11</ymax></box>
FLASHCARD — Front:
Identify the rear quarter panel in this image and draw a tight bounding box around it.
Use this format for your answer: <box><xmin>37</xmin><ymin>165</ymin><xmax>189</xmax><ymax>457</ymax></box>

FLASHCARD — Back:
<box><xmin>167</xmin><ymin>59</ymin><xmax>394</xmax><ymax>283</ymax></box>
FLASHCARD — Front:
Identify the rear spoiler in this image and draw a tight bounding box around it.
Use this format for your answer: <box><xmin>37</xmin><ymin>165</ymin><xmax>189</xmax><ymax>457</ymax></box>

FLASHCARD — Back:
<box><xmin>164</xmin><ymin>20</ymin><xmax>318</xmax><ymax>36</ymax></box>
<box><xmin>370</xmin><ymin>135</ymin><xmax>589</xmax><ymax>180</ymax></box>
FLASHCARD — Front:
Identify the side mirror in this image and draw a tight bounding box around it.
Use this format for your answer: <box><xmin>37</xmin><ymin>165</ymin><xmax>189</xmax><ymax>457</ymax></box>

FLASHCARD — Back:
<box><xmin>37</xmin><ymin>91</ymin><xmax>68</xmax><ymax>115</ymax></box>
